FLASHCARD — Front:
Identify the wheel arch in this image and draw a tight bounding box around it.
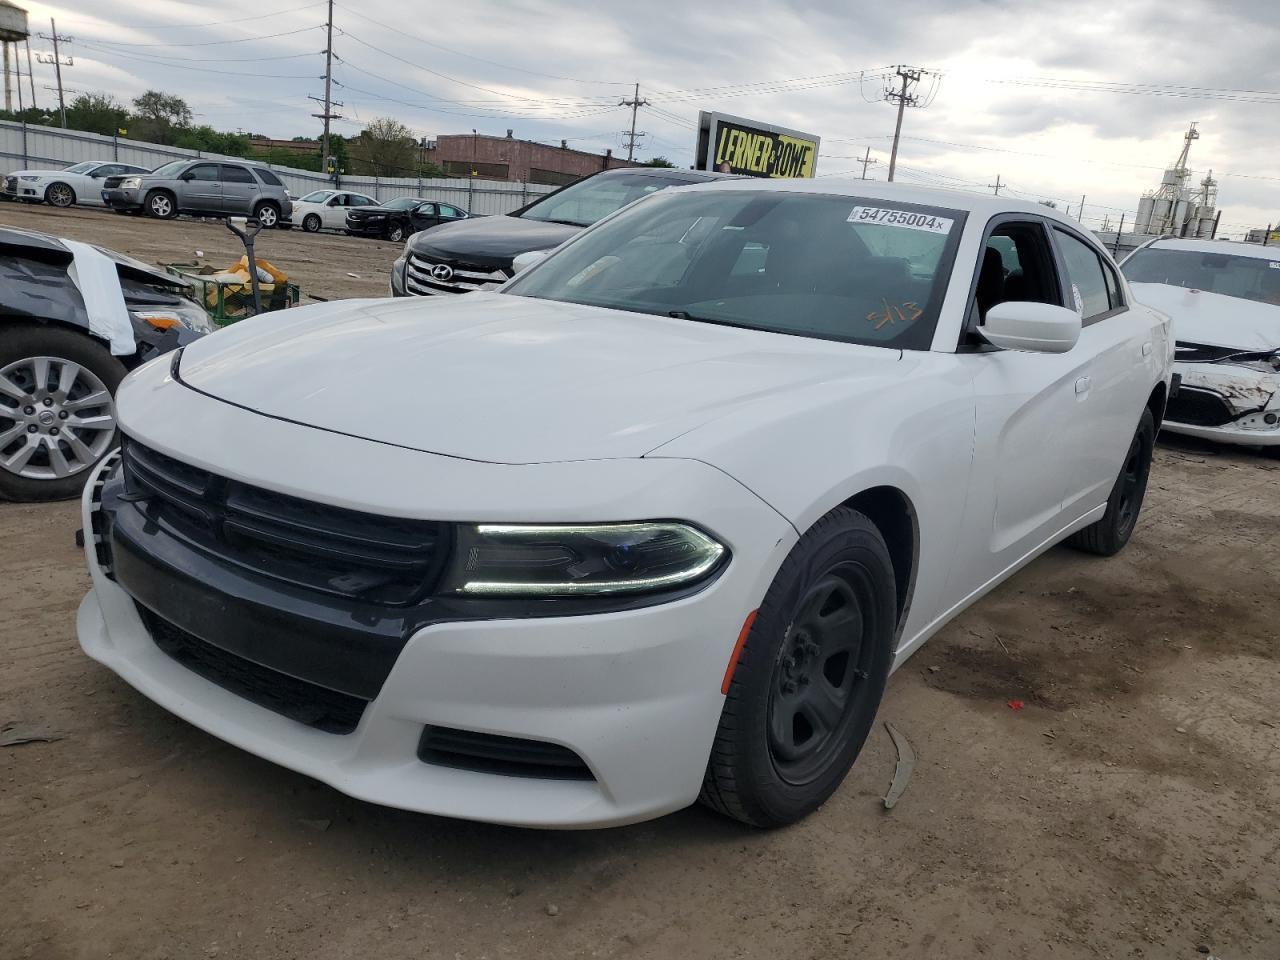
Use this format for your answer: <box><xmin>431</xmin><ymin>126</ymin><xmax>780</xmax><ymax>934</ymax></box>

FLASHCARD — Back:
<box><xmin>1147</xmin><ymin>380</ymin><xmax>1168</xmax><ymax>428</ymax></box>
<box><xmin>0</xmin><ymin>314</ymin><xmax>119</xmax><ymax>358</ymax></box>
<box><xmin>838</xmin><ymin>484</ymin><xmax>919</xmax><ymax>639</ymax></box>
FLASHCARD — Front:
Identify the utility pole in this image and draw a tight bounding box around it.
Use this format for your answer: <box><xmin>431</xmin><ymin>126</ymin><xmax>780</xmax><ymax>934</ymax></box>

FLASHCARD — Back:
<box><xmin>1077</xmin><ymin>194</ymin><xmax>1086</xmax><ymax>222</ymax></box>
<box><xmin>618</xmin><ymin>82</ymin><xmax>648</xmax><ymax>162</ymax></box>
<box><xmin>858</xmin><ymin>147</ymin><xmax>878</xmax><ymax>180</ymax></box>
<box><xmin>37</xmin><ymin>19</ymin><xmax>72</xmax><ymax>127</ymax></box>
<box><xmin>989</xmin><ymin>174</ymin><xmax>1003</xmax><ymax>195</ymax></box>
<box><xmin>883</xmin><ymin>66</ymin><xmax>932</xmax><ymax>183</ymax></box>
<box><xmin>309</xmin><ymin>0</ymin><xmax>343</xmax><ymax>180</ymax></box>
<box><xmin>25</xmin><ymin>40</ymin><xmax>36</xmax><ymax>110</ymax></box>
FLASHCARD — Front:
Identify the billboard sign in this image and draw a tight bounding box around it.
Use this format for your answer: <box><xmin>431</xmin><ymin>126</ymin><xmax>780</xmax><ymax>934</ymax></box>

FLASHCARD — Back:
<box><xmin>695</xmin><ymin>111</ymin><xmax>820</xmax><ymax>179</ymax></box>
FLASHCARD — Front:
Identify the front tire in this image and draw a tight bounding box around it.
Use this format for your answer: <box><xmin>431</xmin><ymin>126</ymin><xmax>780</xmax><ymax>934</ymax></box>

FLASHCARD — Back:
<box><xmin>0</xmin><ymin>325</ymin><xmax>126</xmax><ymax>502</ymax></box>
<box><xmin>302</xmin><ymin>213</ymin><xmax>322</xmax><ymax>232</ymax></box>
<box><xmin>145</xmin><ymin>190</ymin><xmax>177</xmax><ymax>219</ymax></box>
<box><xmin>386</xmin><ymin>222</ymin><xmax>406</xmax><ymax>243</ymax></box>
<box><xmin>700</xmin><ymin>506</ymin><xmax>897</xmax><ymax>827</ymax></box>
<box><xmin>1067</xmin><ymin>408</ymin><xmax>1155</xmax><ymax>556</ymax></box>
<box><xmin>45</xmin><ymin>182</ymin><xmax>76</xmax><ymax>207</ymax></box>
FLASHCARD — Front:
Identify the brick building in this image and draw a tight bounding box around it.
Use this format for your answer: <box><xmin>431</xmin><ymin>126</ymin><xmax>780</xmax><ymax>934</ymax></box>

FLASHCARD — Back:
<box><xmin>424</xmin><ymin>131</ymin><xmax>642</xmax><ymax>185</ymax></box>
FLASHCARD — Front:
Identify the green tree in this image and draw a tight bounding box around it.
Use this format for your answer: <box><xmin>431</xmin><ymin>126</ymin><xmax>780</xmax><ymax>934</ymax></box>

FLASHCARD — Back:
<box><xmin>65</xmin><ymin>94</ymin><xmax>129</xmax><ymax>137</ymax></box>
<box><xmin>644</xmin><ymin>156</ymin><xmax>675</xmax><ymax>168</ymax></box>
<box><xmin>130</xmin><ymin>90</ymin><xmax>193</xmax><ymax>145</ymax></box>
<box><xmin>171</xmin><ymin>125</ymin><xmax>251</xmax><ymax>156</ymax></box>
<box><xmin>347</xmin><ymin>117</ymin><xmax>419</xmax><ymax>177</ymax></box>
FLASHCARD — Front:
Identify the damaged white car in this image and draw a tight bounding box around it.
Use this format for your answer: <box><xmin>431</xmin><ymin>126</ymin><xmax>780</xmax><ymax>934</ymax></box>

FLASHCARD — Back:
<box><xmin>1123</xmin><ymin>238</ymin><xmax>1280</xmax><ymax>447</ymax></box>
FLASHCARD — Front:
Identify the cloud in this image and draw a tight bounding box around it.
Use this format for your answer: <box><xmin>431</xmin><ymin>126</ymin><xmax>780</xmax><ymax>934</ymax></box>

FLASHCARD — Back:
<box><xmin>17</xmin><ymin>0</ymin><xmax>1280</xmax><ymax>232</ymax></box>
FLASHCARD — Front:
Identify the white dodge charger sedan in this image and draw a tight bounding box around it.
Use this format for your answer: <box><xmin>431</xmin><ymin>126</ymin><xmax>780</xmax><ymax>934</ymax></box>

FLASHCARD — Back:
<box><xmin>77</xmin><ymin>180</ymin><xmax>1172</xmax><ymax>828</ymax></box>
<box><xmin>1122</xmin><ymin>237</ymin><xmax>1280</xmax><ymax>446</ymax></box>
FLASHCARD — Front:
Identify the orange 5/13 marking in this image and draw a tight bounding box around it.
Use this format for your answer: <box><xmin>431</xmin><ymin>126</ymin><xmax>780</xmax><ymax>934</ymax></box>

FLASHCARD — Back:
<box><xmin>866</xmin><ymin>300</ymin><xmax>923</xmax><ymax>330</ymax></box>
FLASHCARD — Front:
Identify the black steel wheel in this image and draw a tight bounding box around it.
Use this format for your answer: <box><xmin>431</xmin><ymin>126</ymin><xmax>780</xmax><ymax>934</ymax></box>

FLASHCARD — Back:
<box><xmin>700</xmin><ymin>506</ymin><xmax>898</xmax><ymax>827</ymax></box>
<box><xmin>1067</xmin><ymin>407</ymin><xmax>1155</xmax><ymax>556</ymax></box>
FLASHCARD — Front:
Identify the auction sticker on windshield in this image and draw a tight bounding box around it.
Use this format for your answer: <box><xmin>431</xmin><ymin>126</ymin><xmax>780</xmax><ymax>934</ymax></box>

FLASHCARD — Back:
<box><xmin>847</xmin><ymin>206</ymin><xmax>953</xmax><ymax>234</ymax></box>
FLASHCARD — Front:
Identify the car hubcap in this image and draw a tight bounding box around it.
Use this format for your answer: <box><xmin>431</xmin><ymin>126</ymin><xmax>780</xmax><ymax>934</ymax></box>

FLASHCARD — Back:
<box><xmin>51</xmin><ymin>185</ymin><xmax>72</xmax><ymax>206</ymax></box>
<box><xmin>305</xmin><ymin>215</ymin><xmax>319</xmax><ymax>231</ymax></box>
<box><xmin>0</xmin><ymin>356</ymin><xmax>115</xmax><ymax>481</ymax></box>
<box><xmin>152</xmin><ymin>196</ymin><xmax>171</xmax><ymax>216</ymax></box>
<box><xmin>767</xmin><ymin>568</ymin><xmax>871</xmax><ymax>785</ymax></box>
<box><xmin>390</xmin><ymin>227</ymin><xmax>403</xmax><ymax>241</ymax></box>
<box><xmin>259</xmin><ymin>207</ymin><xmax>277</xmax><ymax>227</ymax></box>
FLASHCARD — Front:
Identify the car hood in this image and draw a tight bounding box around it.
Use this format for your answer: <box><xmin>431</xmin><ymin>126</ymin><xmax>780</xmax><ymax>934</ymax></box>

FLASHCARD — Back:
<box><xmin>176</xmin><ymin>292</ymin><xmax>900</xmax><ymax>464</ymax></box>
<box><xmin>409</xmin><ymin>215</ymin><xmax>580</xmax><ymax>265</ymax></box>
<box><xmin>346</xmin><ymin>205</ymin><xmax>408</xmax><ymax>217</ymax></box>
<box><xmin>1129</xmin><ymin>282</ymin><xmax>1280</xmax><ymax>351</ymax></box>
<box><xmin>6</xmin><ymin>169</ymin><xmax>59</xmax><ymax>179</ymax></box>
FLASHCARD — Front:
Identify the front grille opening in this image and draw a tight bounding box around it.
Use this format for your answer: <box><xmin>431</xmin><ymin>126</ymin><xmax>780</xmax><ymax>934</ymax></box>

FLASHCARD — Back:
<box><xmin>1166</xmin><ymin>386</ymin><xmax>1239</xmax><ymax>427</ymax></box>
<box><xmin>137</xmin><ymin>605</ymin><xmax>369</xmax><ymax>735</ymax></box>
<box><xmin>120</xmin><ymin>438</ymin><xmax>450</xmax><ymax>605</ymax></box>
<box><xmin>417</xmin><ymin>726</ymin><xmax>595</xmax><ymax>781</ymax></box>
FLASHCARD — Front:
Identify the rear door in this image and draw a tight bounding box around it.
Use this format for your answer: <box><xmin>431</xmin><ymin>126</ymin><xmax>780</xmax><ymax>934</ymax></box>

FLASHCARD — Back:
<box><xmin>219</xmin><ymin>164</ymin><xmax>257</xmax><ymax>215</ymax></box>
<box><xmin>1051</xmin><ymin>226</ymin><xmax>1156</xmax><ymax>515</ymax></box>
<box><xmin>178</xmin><ymin>163</ymin><xmax>222</xmax><ymax>213</ymax></box>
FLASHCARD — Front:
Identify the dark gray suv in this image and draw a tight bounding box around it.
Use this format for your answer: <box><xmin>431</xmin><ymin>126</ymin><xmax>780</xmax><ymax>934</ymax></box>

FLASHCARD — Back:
<box><xmin>102</xmin><ymin>159</ymin><xmax>293</xmax><ymax>227</ymax></box>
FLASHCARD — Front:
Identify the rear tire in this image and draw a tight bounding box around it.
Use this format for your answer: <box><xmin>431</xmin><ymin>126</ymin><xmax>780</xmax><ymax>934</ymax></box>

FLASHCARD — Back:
<box><xmin>145</xmin><ymin>190</ymin><xmax>177</xmax><ymax>219</ymax></box>
<box><xmin>253</xmin><ymin>201</ymin><xmax>280</xmax><ymax>229</ymax></box>
<box><xmin>302</xmin><ymin>213</ymin><xmax>322</xmax><ymax>232</ymax></box>
<box><xmin>0</xmin><ymin>325</ymin><xmax>127</xmax><ymax>503</ymax></box>
<box><xmin>1067</xmin><ymin>408</ymin><xmax>1155</xmax><ymax>556</ymax></box>
<box><xmin>699</xmin><ymin>506</ymin><xmax>897</xmax><ymax>827</ymax></box>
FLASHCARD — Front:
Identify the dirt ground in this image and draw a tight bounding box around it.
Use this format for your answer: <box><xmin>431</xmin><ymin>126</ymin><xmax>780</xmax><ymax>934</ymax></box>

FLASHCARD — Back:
<box><xmin>2</xmin><ymin>201</ymin><xmax>1279</xmax><ymax>960</ymax></box>
<box><xmin>0</xmin><ymin>201</ymin><xmax>397</xmax><ymax>301</ymax></box>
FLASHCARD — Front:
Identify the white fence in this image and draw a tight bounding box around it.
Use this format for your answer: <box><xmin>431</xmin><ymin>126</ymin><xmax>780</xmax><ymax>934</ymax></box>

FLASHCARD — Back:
<box><xmin>0</xmin><ymin>121</ymin><xmax>558</xmax><ymax>216</ymax></box>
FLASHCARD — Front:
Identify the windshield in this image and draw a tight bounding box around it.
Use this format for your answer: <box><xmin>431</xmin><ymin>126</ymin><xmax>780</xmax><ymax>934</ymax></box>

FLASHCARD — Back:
<box><xmin>1123</xmin><ymin>247</ymin><xmax>1280</xmax><ymax>308</ymax></box>
<box><xmin>148</xmin><ymin>160</ymin><xmax>187</xmax><ymax>178</ymax></box>
<box><xmin>65</xmin><ymin>162</ymin><xmax>97</xmax><ymax>174</ymax></box>
<box><xmin>519</xmin><ymin>173</ymin><xmax>700</xmax><ymax>228</ymax></box>
<box><xmin>383</xmin><ymin>197</ymin><xmax>423</xmax><ymax>211</ymax></box>
<box><xmin>300</xmin><ymin>190</ymin><xmax>335</xmax><ymax>203</ymax></box>
<box><xmin>505</xmin><ymin>189</ymin><xmax>965</xmax><ymax>350</ymax></box>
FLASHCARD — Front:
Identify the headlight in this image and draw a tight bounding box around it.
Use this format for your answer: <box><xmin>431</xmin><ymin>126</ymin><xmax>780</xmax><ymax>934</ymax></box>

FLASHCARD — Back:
<box><xmin>403</xmin><ymin>236</ymin><xmax>415</xmax><ymax>256</ymax></box>
<box><xmin>19</xmin><ymin>175</ymin><xmax>40</xmax><ymax>181</ymax></box>
<box><xmin>130</xmin><ymin>301</ymin><xmax>213</xmax><ymax>335</ymax></box>
<box><xmin>442</xmin><ymin>522</ymin><xmax>727</xmax><ymax>597</ymax></box>
<box><xmin>120</xmin><ymin>177</ymin><xmax>142</xmax><ymax>189</ymax></box>
<box><xmin>1221</xmin><ymin>352</ymin><xmax>1280</xmax><ymax>374</ymax></box>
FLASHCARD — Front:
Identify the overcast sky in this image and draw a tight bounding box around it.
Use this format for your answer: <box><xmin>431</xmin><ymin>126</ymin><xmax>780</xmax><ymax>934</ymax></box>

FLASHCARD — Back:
<box><xmin>15</xmin><ymin>0</ymin><xmax>1280</xmax><ymax>235</ymax></box>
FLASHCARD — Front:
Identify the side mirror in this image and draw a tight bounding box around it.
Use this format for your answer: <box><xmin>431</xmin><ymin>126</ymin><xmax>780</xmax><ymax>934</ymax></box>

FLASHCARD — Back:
<box><xmin>512</xmin><ymin>249</ymin><xmax>550</xmax><ymax>274</ymax></box>
<box><xmin>979</xmin><ymin>301</ymin><xmax>1081</xmax><ymax>354</ymax></box>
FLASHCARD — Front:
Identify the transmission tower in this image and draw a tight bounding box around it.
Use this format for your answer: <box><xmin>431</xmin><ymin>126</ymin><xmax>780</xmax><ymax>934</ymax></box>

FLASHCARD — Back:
<box><xmin>618</xmin><ymin>82</ymin><xmax>648</xmax><ymax>161</ymax></box>
<box><xmin>882</xmin><ymin>65</ymin><xmax>937</xmax><ymax>182</ymax></box>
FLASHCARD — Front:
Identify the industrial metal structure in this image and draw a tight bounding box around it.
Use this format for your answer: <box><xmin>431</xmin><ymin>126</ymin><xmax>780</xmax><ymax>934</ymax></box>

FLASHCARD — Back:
<box><xmin>0</xmin><ymin>0</ymin><xmax>30</xmax><ymax>114</ymax></box>
<box><xmin>1132</xmin><ymin>123</ymin><xmax>1219</xmax><ymax>238</ymax></box>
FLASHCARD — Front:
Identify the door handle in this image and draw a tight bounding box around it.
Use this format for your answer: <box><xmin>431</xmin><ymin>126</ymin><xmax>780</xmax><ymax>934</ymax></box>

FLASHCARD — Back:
<box><xmin>1075</xmin><ymin>376</ymin><xmax>1091</xmax><ymax>395</ymax></box>
<box><xmin>1142</xmin><ymin>342</ymin><xmax>1153</xmax><ymax>357</ymax></box>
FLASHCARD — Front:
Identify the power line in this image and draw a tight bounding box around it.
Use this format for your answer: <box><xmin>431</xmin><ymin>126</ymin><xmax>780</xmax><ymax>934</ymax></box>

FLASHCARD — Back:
<box><xmin>74</xmin><ymin>40</ymin><xmax>320</xmax><ymax>79</ymax></box>
<box><xmin>77</xmin><ymin>25</ymin><xmax>324</xmax><ymax>48</ymax></box>
<box><xmin>36</xmin><ymin>19</ymin><xmax>73</xmax><ymax>127</ymax></box>
<box><xmin>61</xmin><ymin>2</ymin><xmax>327</xmax><ymax>31</ymax></box>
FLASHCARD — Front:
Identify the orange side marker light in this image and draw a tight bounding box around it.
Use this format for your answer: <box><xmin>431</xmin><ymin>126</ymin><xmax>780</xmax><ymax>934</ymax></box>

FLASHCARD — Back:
<box><xmin>720</xmin><ymin>610</ymin><xmax>759</xmax><ymax>695</ymax></box>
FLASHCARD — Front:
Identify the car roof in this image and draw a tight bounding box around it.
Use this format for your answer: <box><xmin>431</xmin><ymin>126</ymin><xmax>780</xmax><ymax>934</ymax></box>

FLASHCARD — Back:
<box><xmin>595</xmin><ymin>166</ymin><xmax>734</xmax><ymax>184</ymax></box>
<box><xmin>1145</xmin><ymin>237</ymin><xmax>1280</xmax><ymax>261</ymax></box>
<box><xmin>672</xmin><ymin>176</ymin><xmax>1094</xmax><ymax>225</ymax></box>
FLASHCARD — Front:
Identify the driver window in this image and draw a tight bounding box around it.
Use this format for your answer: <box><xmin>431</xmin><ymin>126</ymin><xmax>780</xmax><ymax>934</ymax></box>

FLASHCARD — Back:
<box><xmin>974</xmin><ymin>221</ymin><xmax>1061</xmax><ymax>322</ymax></box>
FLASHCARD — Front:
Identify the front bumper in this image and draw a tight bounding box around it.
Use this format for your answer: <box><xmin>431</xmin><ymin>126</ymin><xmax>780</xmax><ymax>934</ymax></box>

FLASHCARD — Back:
<box><xmin>3</xmin><ymin>177</ymin><xmax>41</xmax><ymax>200</ymax></box>
<box><xmin>103</xmin><ymin>187</ymin><xmax>143</xmax><ymax>210</ymax></box>
<box><xmin>76</xmin><ymin>361</ymin><xmax>795</xmax><ymax>827</ymax></box>
<box><xmin>346</xmin><ymin>218</ymin><xmax>387</xmax><ymax>236</ymax></box>
<box><xmin>1163</xmin><ymin>362</ymin><xmax>1280</xmax><ymax>446</ymax></box>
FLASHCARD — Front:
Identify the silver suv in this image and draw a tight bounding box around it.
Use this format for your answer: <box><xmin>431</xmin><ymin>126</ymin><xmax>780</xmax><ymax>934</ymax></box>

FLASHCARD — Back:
<box><xmin>101</xmin><ymin>159</ymin><xmax>293</xmax><ymax>227</ymax></box>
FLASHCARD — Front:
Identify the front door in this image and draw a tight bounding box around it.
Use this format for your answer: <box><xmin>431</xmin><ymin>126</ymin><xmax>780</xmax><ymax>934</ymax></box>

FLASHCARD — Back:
<box><xmin>179</xmin><ymin>163</ymin><xmax>221</xmax><ymax>213</ymax></box>
<box><xmin>410</xmin><ymin>202</ymin><xmax>440</xmax><ymax>232</ymax></box>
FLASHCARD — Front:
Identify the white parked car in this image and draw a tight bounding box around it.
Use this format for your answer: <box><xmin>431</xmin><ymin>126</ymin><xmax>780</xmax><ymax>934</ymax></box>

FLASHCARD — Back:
<box><xmin>77</xmin><ymin>181</ymin><xmax>1172</xmax><ymax>828</ymax></box>
<box><xmin>1122</xmin><ymin>237</ymin><xmax>1280</xmax><ymax>447</ymax></box>
<box><xmin>290</xmin><ymin>188</ymin><xmax>378</xmax><ymax>233</ymax></box>
<box><xmin>2</xmin><ymin>160</ymin><xmax>151</xmax><ymax>207</ymax></box>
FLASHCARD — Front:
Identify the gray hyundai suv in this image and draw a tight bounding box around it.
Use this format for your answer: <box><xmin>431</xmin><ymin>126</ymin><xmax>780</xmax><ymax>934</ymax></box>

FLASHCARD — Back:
<box><xmin>101</xmin><ymin>159</ymin><xmax>293</xmax><ymax>227</ymax></box>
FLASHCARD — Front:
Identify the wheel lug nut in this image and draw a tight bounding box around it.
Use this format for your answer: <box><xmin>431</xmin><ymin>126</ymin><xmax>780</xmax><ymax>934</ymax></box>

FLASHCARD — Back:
<box><xmin>58</xmin><ymin>411</ymin><xmax>68</xmax><ymax>420</ymax></box>
<box><xmin>50</xmin><ymin>427</ymin><xmax>59</xmax><ymax>436</ymax></box>
<box><xmin>27</xmin><ymin>425</ymin><xmax>37</xmax><ymax>434</ymax></box>
<box><xmin>43</xmin><ymin>398</ymin><xmax>53</xmax><ymax>406</ymax></box>
<box><xmin>24</xmin><ymin>405</ymin><xmax>35</xmax><ymax>415</ymax></box>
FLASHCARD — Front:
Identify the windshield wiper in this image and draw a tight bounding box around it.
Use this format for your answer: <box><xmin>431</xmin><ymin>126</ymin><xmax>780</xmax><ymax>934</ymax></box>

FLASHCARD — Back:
<box><xmin>526</xmin><ymin>217</ymin><xmax>590</xmax><ymax>228</ymax></box>
<box><xmin>667</xmin><ymin>310</ymin><xmax>758</xmax><ymax>332</ymax></box>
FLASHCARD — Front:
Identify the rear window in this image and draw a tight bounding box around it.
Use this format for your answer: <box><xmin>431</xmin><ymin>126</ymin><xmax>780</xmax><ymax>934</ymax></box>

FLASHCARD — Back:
<box><xmin>253</xmin><ymin>168</ymin><xmax>284</xmax><ymax>187</ymax></box>
<box><xmin>1123</xmin><ymin>247</ymin><xmax>1280</xmax><ymax>307</ymax></box>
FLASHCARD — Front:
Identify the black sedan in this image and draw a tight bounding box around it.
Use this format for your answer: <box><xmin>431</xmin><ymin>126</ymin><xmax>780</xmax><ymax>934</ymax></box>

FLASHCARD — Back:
<box><xmin>345</xmin><ymin>197</ymin><xmax>469</xmax><ymax>242</ymax></box>
<box><xmin>0</xmin><ymin>226</ymin><xmax>210</xmax><ymax>502</ymax></box>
